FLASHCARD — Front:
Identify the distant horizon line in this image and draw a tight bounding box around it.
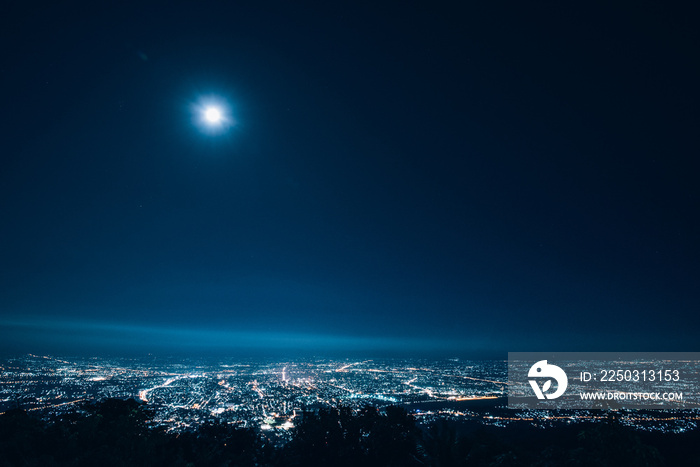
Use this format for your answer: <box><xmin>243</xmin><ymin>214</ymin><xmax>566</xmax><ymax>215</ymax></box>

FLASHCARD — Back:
<box><xmin>0</xmin><ymin>316</ymin><xmax>503</xmax><ymax>358</ymax></box>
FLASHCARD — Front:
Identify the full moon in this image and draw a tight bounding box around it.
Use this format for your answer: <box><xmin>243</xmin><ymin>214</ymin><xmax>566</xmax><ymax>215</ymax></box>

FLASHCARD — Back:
<box><xmin>204</xmin><ymin>107</ymin><xmax>222</xmax><ymax>123</ymax></box>
<box><xmin>191</xmin><ymin>97</ymin><xmax>233</xmax><ymax>134</ymax></box>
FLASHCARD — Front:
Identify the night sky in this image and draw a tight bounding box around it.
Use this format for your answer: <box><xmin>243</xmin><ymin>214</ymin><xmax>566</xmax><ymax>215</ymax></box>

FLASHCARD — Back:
<box><xmin>1</xmin><ymin>2</ymin><xmax>698</xmax><ymax>356</ymax></box>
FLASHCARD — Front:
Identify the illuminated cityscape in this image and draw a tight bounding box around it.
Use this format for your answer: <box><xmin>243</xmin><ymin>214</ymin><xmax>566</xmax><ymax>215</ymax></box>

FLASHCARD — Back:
<box><xmin>1</xmin><ymin>355</ymin><xmax>697</xmax><ymax>441</ymax></box>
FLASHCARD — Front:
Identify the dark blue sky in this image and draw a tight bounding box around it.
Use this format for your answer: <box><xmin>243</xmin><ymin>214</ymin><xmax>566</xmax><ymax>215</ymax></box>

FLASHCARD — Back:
<box><xmin>1</xmin><ymin>2</ymin><xmax>698</xmax><ymax>356</ymax></box>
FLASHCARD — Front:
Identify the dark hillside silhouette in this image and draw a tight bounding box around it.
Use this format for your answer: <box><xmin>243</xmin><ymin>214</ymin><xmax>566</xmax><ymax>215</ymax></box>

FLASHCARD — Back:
<box><xmin>1</xmin><ymin>399</ymin><xmax>698</xmax><ymax>466</ymax></box>
<box><xmin>281</xmin><ymin>406</ymin><xmax>422</xmax><ymax>466</ymax></box>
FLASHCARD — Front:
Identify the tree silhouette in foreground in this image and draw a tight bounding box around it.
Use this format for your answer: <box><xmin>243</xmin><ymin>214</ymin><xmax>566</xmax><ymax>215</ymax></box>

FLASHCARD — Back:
<box><xmin>1</xmin><ymin>399</ymin><xmax>697</xmax><ymax>466</ymax></box>
<box><xmin>280</xmin><ymin>405</ymin><xmax>421</xmax><ymax>466</ymax></box>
